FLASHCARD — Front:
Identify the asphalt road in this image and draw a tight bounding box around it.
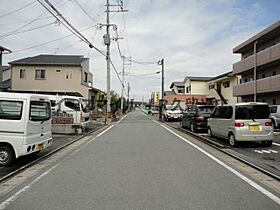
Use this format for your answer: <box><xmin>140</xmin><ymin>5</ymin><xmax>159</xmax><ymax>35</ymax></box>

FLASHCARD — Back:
<box><xmin>166</xmin><ymin>121</ymin><xmax>280</xmax><ymax>177</ymax></box>
<box><xmin>0</xmin><ymin>111</ymin><xmax>279</xmax><ymax>209</ymax></box>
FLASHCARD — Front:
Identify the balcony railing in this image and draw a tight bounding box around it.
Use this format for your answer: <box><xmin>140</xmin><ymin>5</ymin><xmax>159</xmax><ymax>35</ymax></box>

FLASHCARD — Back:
<box><xmin>233</xmin><ymin>74</ymin><xmax>280</xmax><ymax>96</ymax></box>
<box><xmin>233</xmin><ymin>42</ymin><xmax>280</xmax><ymax>75</ymax></box>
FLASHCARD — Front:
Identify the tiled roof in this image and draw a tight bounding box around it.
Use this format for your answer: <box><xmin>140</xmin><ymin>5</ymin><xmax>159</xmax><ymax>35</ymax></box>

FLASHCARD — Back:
<box><xmin>9</xmin><ymin>54</ymin><xmax>88</xmax><ymax>66</ymax></box>
<box><xmin>184</xmin><ymin>76</ymin><xmax>213</xmax><ymax>82</ymax></box>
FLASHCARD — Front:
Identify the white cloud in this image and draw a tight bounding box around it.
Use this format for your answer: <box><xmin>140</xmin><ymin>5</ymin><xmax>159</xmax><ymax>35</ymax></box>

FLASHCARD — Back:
<box><xmin>0</xmin><ymin>0</ymin><xmax>276</xmax><ymax>101</ymax></box>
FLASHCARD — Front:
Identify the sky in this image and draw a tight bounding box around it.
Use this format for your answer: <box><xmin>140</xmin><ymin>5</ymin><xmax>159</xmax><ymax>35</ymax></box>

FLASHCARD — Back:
<box><xmin>1</xmin><ymin>0</ymin><xmax>280</xmax><ymax>102</ymax></box>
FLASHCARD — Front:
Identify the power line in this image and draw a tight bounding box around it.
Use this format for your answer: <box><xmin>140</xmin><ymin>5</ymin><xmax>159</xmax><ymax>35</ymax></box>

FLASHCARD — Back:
<box><xmin>130</xmin><ymin>58</ymin><xmax>158</xmax><ymax>65</ymax></box>
<box><xmin>73</xmin><ymin>0</ymin><xmax>98</xmax><ymax>23</ymax></box>
<box><xmin>0</xmin><ymin>1</ymin><xmax>36</xmax><ymax>18</ymax></box>
<box><xmin>37</xmin><ymin>0</ymin><xmax>106</xmax><ymax>56</ymax></box>
<box><xmin>11</xmin><ymin>25</ymin><xmax>98</xmax><ymax>53</ymax></box>
<box><xmin>0</xmin><ymin>21</ymin><xmax>57</xmax><ymax>39</ymax></box>
<box><xmin>0</xmin><ymin>0</ymin><xmax>65</xmax><ymax>41</ymax></box>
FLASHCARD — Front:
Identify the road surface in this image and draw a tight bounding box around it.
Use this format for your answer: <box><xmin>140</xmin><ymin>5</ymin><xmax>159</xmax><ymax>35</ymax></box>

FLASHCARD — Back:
<box><xmin>0</xmin><ymin>111</ymin><xmax>279</xmax><ymax>209</ymax></box>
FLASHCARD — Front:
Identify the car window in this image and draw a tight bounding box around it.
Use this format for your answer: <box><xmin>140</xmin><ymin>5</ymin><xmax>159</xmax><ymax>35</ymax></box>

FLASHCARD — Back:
<box><xmin>223</xmin><ymin>106</ymin><xmax>233</xmax><ymax>119</ymax></box>
<box><xmin>270</xmin><ymin>106</ymin><xmax>277</xmax><ymax>113</ymax></box>
<box><xmin>235</xmin><ymin>105</ymin><xmax>269</xmax><ymax>119</ymax></box>
<box><xmin>197</xmin><ymin>106</ymin><xmax>214</xmax><ymax>114</ymax></box>
<box><xmin>30</xmin><ymin>101</ymin><xmax>51</xmax><ymax>121</ymax></box>
<box><xmin>0</xmin><ymin>100</ymin><xmax>23</xmax><ymax>120</ymax></box>
<box><xmin>212</xmin><ymin>107</ymin><xmax>220</xmax><ymax>118</ymax></box>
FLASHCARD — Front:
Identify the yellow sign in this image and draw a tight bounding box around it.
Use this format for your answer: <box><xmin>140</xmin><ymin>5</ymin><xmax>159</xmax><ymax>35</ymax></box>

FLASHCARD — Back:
<box><xmin>155</xmin><ymin>91</ymin><xmax>160</xmax><ymax>105</ymax></box>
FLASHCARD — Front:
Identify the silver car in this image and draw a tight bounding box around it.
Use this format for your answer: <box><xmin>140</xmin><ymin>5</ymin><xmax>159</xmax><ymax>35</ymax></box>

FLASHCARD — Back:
<box><xmin>269</xmin><ymin>105</ymin><xmax>280</xmax><ymax>128</ymax></box>
<box><xmin>208</xmin><ymin>102</ymin><xmax>273</xmax><ymax>147</ymax></box>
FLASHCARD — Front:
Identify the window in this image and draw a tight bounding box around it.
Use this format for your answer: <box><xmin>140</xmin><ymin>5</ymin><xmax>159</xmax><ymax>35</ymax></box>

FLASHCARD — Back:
<box><xmin>0</xmin><ymin>100</ymin><xmax>23</xmax><ymax>120</ymax></box>
<box><xmin>244</xmin><ymin>78</ymin><xmax>248</xmax><ymax>83</ymax></box>
<box><xmin>273</xmin><ymin>71</ymin><xmax>276</xmax><ymax>76</ymax></box>
<box><xmin>223</xmin><ymin>81</ymin><xmax>230</xmax><ymax>88</ymax></box>
<box><xmin>20</xmin><ymin>69</ymin><xmax>26</xmax><ymax>79</ymax></box>
<box><xmin>35</xmin><ymin>69</ymin><xmax>45</xmax><ymax>80</ymax></box>
<box><xmin>270</xmin><ymin>106</ymin><xmax>277</xmax><ymax>113</ymax></box>
<box><xmin>64</xmin><ymin>99</ymin><xmax>80</xmax><ymax>111</ymax></box>
<box><xmin>84</xmin><ymin>72</ymin><xmax>88</xmax><ymax>82</ymax></box>
<box><xmin>262</xmin><ymin>74</ymin><xmax>265</xmax><ymax>79</ymax></box>
<box><xmin>209</xmin><ymin>84</ymin><xmax>215</xmax><ymax>89</ymax></box>
<box><xmin>235</xmin><ymin>105</ymin><xmax>269</xmax><ymax>120</ymax></box>
<box><xmin>273</xmin><ymin>99</ymin><xmax>276</xmax><ymax>105</ymax></box>
<box><xmin>56</xmin><ymin>69</ymin><xmax>61</xmax><ymax>73</ymax></box>
<box><xmin>66</xmin><ymin>71</ymin><xmax>73</xmax><ymax>79</ymax></box>
<box><xmin>29</xmin><ymin>101</ymin><xmax>51</xmax><ymax>121</ymax></box>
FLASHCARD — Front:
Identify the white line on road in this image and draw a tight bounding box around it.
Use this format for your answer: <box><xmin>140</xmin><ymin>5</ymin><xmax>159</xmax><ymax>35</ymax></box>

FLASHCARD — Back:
<box><xmin>153</xmin><ymin>120</ymin><xmax>280</xmax><ymax>205</ymax></box>
<box><xmin>0</xmin><ymin>164</ymin><xmax>59</xmax><ymax>210</ymax></box>
<box><xmin>273</xmin><ymin>142</ymin><xmax>280</xmax><ymax>147</ymax></box>
<box><xmin>96</xmin><ymin>125</ymin><xmax>114</xmax><ymax>137</ymax></box>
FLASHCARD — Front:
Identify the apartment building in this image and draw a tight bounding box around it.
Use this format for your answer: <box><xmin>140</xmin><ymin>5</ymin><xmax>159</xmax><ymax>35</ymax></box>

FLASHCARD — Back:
<box><xmin>9</xmin><ymin>54</ymin><xmax>93</xmax><ymax>99</ymax></box>
<box><xmin>207</xmin><ymin>71</ymin><xmax>240</xmax><ymax>104</ymax></box>
<box><xmin>232</xmin><ymin>20</ymin><xmax>280</xmax><ymax>105</ymax></box>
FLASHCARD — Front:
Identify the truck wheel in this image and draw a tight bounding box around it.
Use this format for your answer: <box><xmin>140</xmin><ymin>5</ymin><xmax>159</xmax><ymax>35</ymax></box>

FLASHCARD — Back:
<box><xmin>190</xmin><ymin>123</ymin><xmax>196</xmax><ymax>133</ymax></box>
<box><xmin>208</xmin><ymin>127</ymin><xmax>213</xmax><ymax>137</ymax></box>
<box><xmin>0</xmin><ymin>146</ymin><xmax>15</xmax><ymax>167</ymax></box>
<box><xmin>229</xmin><ymin>134</ymin><xmax>238</xmax><ymax>147</ymax></box>
<box><xmin>261</xmin><ymin>141</ymin><xmax>273</xmax><ymax>147</ymax></box>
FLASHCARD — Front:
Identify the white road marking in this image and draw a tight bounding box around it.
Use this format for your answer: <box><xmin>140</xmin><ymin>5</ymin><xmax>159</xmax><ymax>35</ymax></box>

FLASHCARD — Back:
<box><xmin>254</xmin><ymin>150</ymin><xmax>264</xmax><ymax>154</ymax></box>
<box><xmin>0</xmin><ymin>115</ymin><xmax>128</xmax><ymax>209</ymax></box>
<box><xmin>262</xmin><ymin>150</ymin><xmax>270</xmax><ymax>154</ymax></box>
<box><xmin>0</xmin><ymin>164</ymin><xmax>59</xmax><ymax>210</ymax></box>
<box><xmin>153</xmin><ymin>120</ymin><xmax>280</xmax><ymax>205</ymax></box>
<box><xmin>254</xmin><ymin>149</ymin><xmax>278</xmax><ymax>154</ymax></box>
<box><xmin>96</xmin><ymin>125</ymin><xmax>114</xmax><ymax>137</ymax></box>
<box><xmin>273</xmin><ymin>142</ymin><xmax>280</xmax><ymax>147</ymax></box>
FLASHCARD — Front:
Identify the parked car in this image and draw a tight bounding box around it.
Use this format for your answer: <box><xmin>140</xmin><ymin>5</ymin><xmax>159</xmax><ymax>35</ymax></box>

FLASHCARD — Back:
<box><xmin>208</xmin><ymin>102</ymin><xmax>273</xmax><ymax>147</ymax></box>
<box><xmin>181</xmin><ymin>105</ymin><xmax>215</xmax><ymax>132</ymax></box>
<box><xmin>0</xmin><ymin>93</ymin><xmax>53</xmax><ymax>166</ymax></box>
<box><xmin>269</xmin><ymin>105</ymin><xmax>280</xmax><ymax>129</ymax></box>
<box><xmin>163</xmin><ymin>105</ymin><xmax>183</xmax><ymax>121</ymax></box>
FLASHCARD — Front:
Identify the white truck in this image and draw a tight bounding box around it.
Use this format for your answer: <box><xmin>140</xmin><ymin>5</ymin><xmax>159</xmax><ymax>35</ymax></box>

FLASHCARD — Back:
<box><xmin>0</xmin><ymin>93</ymin><xmax>53</xmax><ymax>166</ymax></box>
<box><xmin>47</xmin><ymin>95</ymin><xmax>91</xmax><ymax>125</ymax></box>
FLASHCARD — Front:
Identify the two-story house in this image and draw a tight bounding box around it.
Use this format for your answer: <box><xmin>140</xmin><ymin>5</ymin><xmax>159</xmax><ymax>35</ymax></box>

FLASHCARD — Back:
<box><xmin>207</xmin><ymin>71</ymin><xmax>241</xmax><ymax>105</ymax></box>
<box><xmin>165</xmin><ymin>76</ymin><xmax>212</xmax><ymax>106</ymax></box>
<box><xmin>232</xmin><ymin>20</ymin><xmax>280</xmax><ymax>105</ymax></box>
<box><xmin>9</xmin><ymin>54</ymin><xmax>94</xmax><ymax>100</ymax></box>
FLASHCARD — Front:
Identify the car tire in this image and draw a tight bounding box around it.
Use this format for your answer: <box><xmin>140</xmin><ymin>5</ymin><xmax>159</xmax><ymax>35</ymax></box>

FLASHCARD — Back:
<box><xmin>0</xmin><ymin>146</ymin><xmax>15</xmax><ymax>167</ymax></box>
<box><xmin>208</xmin><ymin>127</ymin><xmax>213</xmax><ymax>138</ymax></box>
<box><xmin>271</xmin><ymin>119</ymin><xmax>276</xmax><ymax>129</ymax></box>
<box><xmin>261</xmin><ymin>141</ymin><xmax>273</xmax><ymax>147</ymax></box>
<box><xmin>229</xmin><ymin>133</ymin><xmax>238</xmax><ymax>147</ymax></box>
<box><xmin>190</xmin><ymin>123</ymin><xmax>196</xmax><ymax>133</ymax></box>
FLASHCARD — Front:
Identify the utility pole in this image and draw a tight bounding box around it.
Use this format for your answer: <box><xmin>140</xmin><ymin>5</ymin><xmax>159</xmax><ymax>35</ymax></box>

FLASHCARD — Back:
<box><xmin>105</xmin><ymin>0</ymin><xmax>111</xmax><ymax>124</ymax></box>
<box><xmin>120</xmin><ymin>56</ymin><xmax>125</xmax><ymax>113</ymax></box>
<box><xmin>158</xmin><ymin>59</ymin><xmax>164</xmax><ymax>120</ymax></box>
<box><xmin>127</xmin><ymin>82</ymin><xmax>130</xmax><ymax>111</ymax></box>
<box><xmin>103</xmin><ymin>0</ymin><xmax>128</xmax><ymax>124</ymax></box>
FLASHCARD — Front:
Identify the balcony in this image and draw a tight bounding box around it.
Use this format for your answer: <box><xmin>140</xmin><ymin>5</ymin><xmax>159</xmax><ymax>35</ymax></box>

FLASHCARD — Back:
<box><xmin>233</xmin><ymin>42</ymin><xmax>280</xmax><ymax>75</ymax></box>
<box><xmin>233</xmin><ymin>74</ymin><xmax>280</xmax><ymax>96</ymax></box>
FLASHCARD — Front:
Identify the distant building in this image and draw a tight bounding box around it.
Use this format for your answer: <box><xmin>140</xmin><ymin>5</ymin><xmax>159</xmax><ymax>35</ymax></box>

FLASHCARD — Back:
<box><xmin>232</xmin><ymin>20</ymin><xmax>280</xmax><ymax>105</ymax></box>
<box><xmin>0</xmin><ymin>65</ymin><xmax>11</xmax><ymax>91</ymax></box>
<box><xmin>9</xmin><ymin>54</ymin><xmax>94</xmax><ymax>100</ymax></box>
<box><xmin>207</xmin><ymin>71</ymin><xmax>241</xmax><ymax>105</ymax></box>
<box><xmin>166</xmin><ymin>76</ymin><xmax>212</xmax><ymax>106</ymax></box>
